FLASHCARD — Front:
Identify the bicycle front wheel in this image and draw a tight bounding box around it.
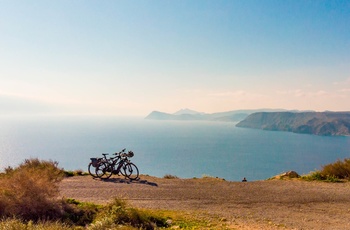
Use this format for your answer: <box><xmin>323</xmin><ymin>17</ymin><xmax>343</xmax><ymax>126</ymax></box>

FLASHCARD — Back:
<box><xmin>123</xmin><ymin>162</ymin><xmax>139</xmax><ymax>180</ymax></box>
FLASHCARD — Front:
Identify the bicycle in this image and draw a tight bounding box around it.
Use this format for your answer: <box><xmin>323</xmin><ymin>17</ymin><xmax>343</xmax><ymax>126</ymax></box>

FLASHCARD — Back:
<box><xmin>88</xmin><ymin>149</ymin><xmax>126</xmax><ymax>178</ymax></box>
<box><xmin>96</xmin><ymin>150</ymin><xmax>139</xmax><ymax>180</ymax></box>
<box><xmin>95</xmin><ymin>150</ymin><xmax>126</xmax><ymax>179</ymax></box>
<box><xmin>91</xmin><ymin>149</ymin><xmax>139</xmax><ymax>180</ymax></box>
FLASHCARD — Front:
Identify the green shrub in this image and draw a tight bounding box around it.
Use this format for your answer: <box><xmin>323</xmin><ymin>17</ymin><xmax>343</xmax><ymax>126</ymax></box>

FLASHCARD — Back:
<box><xmin>64</xmin><ymin>170</ymin><xmax>75</xmax><ymax>177</ymax></box>
<box><xmin>301</xmin><ymin>158</ymin><xmax>350</xmax><ymax>182</ymax></box>
<box><xmin>64</xmin><ymin>170</ymin><xmax>87</xmax><ymax>177</ymax></box>
<box><xmin>91</xmin><ymin>198</ymin><xmax>168</xmax><ymax>230</ymax></box>
<box><xmin>302</xmin><ymin>170</ymin><xmax>342</xmax><ymax>182</ymax></box>
<box><xmin>301</xmin><ymin>171</ymin><xmax>325</xmax><ymax>181</ymax></box>
<box><xmin>63</xmin><ymin>198</ymin><xmax>100</xmax><ymax>226</ymax></box>
<box><xmin>301</xmin><ymin>164</ymin><xmax>343</xmax><ymax>183</ymax></box>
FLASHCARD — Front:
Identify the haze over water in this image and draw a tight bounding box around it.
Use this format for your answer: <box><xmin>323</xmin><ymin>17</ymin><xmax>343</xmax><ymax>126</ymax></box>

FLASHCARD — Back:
<box><xmin>1</xmin><ymin>116</ymin><xmax>349</xmax><ymax>181</ymax></box>
<box><xmin>1</xmin><ymin>1</ymin><xmax>350</xmax><ymax>116</ymax></box>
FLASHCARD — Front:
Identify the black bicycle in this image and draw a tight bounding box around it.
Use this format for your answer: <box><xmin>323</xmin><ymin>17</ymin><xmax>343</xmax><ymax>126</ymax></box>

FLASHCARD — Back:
<box><xmin>96</xmin><ymin>150</ymin><xmax>139</xmax><ymax>180</ymax></box>
<box><xmin>90</xmin><ymin>149</ymin><xmax>139</xmax><ymax>180</ymax></box>
<box><xmin>88</xmin><ymin>152</ymin><xmax>114</xmax><ymax>178</ymax></box>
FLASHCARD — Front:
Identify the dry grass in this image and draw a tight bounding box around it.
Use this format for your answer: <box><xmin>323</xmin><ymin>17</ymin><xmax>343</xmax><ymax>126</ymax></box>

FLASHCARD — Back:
<box><xmin>321</xmin><ymin>158</ymin><xmax>350</xmax><ymax>179</ymax></box>
<box><xmin>0</xmin><ymin>158</ymin><xmax>65</xmax><ymax>221</ymax></box>
<box><xmin>0</xmin><ymin>219</ymin><xmax>72</xmax><ymax>230</ymax></box>
<box><xmin>301</xmin><ymin>158</ymin><xmax>350</xmax><ymax>182</ymax></box>
<box><xmin>163</xmin><ymin>174</ymin><xmax>179</xmax><ymax>179</ymax></box>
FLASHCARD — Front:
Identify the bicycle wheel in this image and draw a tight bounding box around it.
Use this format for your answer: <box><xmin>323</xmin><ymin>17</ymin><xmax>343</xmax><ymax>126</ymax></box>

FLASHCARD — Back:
<box><xmin>88</xmin><ymin>162</ymin><xmax>97</xmax><ymax>178</ymax></box>
<box><xmin>95</xmin><ymin>162</ymin><xmax>113</xmax><ymax>179</ymax></box>
<box><xmin>123</xmin><ymin>162</ymin><xmax>139</xmax><ymax>180</ymax></box>
<box><xmin>117</xmin><ymin>161</ymin><xmax>127</xmax><ymax>177</ymax></box>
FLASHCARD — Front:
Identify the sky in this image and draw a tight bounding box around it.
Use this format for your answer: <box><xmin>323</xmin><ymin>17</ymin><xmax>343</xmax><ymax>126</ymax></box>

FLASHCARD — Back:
<box><xmin>1</xmin><ymin>0</ymin><xmax>350</xmax><ymax>116</ymax></box>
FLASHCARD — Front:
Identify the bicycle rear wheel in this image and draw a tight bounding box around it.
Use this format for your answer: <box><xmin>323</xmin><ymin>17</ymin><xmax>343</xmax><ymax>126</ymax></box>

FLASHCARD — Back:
<box><xmin>123</xmin><ymin>162</ymin><xmax>139</xmax><ymax>180</ymax></box>
<box><xmin>95</xmin><ymin>162</ymin><xmax>113</xmax><ymax>179</ymax></box>
<box><xmin>88</xmin><ymin>162</ymin><xmax>97</xmax><ymax>178</ymax></box>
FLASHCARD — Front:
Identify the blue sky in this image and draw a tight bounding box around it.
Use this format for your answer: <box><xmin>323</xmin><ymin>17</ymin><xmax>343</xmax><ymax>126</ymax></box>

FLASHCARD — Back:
<box><xmin>1</xmin><ymin>0</ymin><xmax>350</xmax><ymax>116</ymax></box>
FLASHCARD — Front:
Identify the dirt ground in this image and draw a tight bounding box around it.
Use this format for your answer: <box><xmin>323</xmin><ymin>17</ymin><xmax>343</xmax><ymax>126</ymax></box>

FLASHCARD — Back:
<box><xmin>59</xmin><ymin>175</ymin><xmax>350</xmax><ymax>229</ymax></box>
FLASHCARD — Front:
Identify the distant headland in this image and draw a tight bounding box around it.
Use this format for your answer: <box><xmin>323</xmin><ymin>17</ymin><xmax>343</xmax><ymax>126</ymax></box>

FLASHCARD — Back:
<box><xmin>145</xmin><ymin>108</ymin><xmax>288</xmax><ymax>122</ymax></box>
<box><xmin>145</xmin><ymin>109</ymin><xmax>350</xmax><ymax>136</ymax></box>
<box><xmin>236</xmin><ymin>111</ymin><xmax>350</xmax><ymax>136</ymax></box>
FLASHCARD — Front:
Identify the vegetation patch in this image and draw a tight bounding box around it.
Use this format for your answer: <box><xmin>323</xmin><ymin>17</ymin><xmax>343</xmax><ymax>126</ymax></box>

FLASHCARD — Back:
<box><xmin>1</xmin><ymin>158</ymin><xmax>219</xmax><ymax>229</ymax></box>
<box><xmin>163</xmin><ymin>174</ymin><xmax>179</xmax><ymax>179</ymax></box>
<box><xmin>301</xmin><ymin>158</ymin><xmax>350</xmax><ymax>182</ymax></box>
<box><xmin>64</xmin><ymin>169</ymin><xmax>87</xmax><ymax>177</ymax></box>
<box><xmin>0</xmin><ymin>218</ymin><xmax>72</xmax><ymax>230</ymax></box>
<box><xmin>0</xmin><ymin>158</ymin><xmax>65</xmax><ymax>221</ymax></box>
<box><xmin>91</xmin><ymin>198</ymin><xmax>169</xmax><ymax>230</ymax></box>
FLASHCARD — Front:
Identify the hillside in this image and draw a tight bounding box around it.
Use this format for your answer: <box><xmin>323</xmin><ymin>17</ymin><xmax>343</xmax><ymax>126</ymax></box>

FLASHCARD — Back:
<box><xmin>236</xmin><ymin>111</ymin><xmax>350</xmax><ymax>136</ymax></box>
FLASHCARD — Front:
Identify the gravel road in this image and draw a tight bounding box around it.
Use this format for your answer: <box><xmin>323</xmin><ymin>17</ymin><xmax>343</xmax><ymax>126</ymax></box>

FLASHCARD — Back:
<box><xmin>59</xmin><ymin>175</ymin><xmax>350</xmax><ymax>229</ymax></box>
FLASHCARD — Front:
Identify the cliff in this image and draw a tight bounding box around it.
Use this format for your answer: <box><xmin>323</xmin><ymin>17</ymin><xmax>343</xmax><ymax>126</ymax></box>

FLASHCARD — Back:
<box><xmin>236</xmin><ymin>111</ymin><xmax>350</xmax><ymax>136</ymax></box>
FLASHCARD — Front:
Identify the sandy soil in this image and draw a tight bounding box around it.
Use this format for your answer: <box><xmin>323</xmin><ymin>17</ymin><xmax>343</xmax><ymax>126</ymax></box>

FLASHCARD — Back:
<box><xmin>59</xmin><ymin>175</ymin><xmax>350</xmax><ymax>229</ymax></box>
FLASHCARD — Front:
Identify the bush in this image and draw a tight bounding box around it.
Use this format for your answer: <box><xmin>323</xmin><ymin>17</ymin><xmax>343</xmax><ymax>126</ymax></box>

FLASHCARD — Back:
<box><xmin>321</xmin><ymin>158</ymin><xmax>350</xmax><ymax>179</ymax></box>
<box><xmin>63</xmin><ymin>198</ymin><xmax>100</xmax><ymax>226</ymax></box>
<box><xmin>64</xmin><ymin>170</ymin><xmax>75</xmax><ymax>177</ymax></box>
<box><xmin>64</xmin><ymin>169</ymin><xmax>88</xmax><ymax>177</ymax></box>
<box><xmin>0</xmin><ymin>158</ymin><xmax>65</xmax><ymax>221</ymax></box>
<box><xmin>301</xmin><ymin>171</ymin><xmax>325</xmax><ymax>181</ymax></box>
<box><xmin>163</xmin><ymin>174</ymin><xmax>179</xmax><ymax>179</ymax></box>
<box><xmin>301</xmin><ymin>171</ymin><xmax>341</xmax><ymax>182</ymax></box>
<box><xmin>91</xmin><ymin>198</ymin><xmax>168</xmax><ymax>230</ymax></box>
<box><xmin>301</xmin><ymin>158</ymin><xmax>350</xmax><ymax>182</ymax></box>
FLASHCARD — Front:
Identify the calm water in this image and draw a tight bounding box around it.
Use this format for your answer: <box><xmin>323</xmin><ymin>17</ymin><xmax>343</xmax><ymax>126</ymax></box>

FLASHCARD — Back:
<box><xmin>0</xmin><ymin>115</ymin><xmax>349</xmax><ymax>181</ymax></box>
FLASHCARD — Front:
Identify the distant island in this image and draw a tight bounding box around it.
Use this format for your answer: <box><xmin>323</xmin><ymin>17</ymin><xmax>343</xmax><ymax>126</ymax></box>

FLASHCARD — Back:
<box><xmin>145</xmin><ymin>108</ymin><xmax>288</xmax><ymax>122</ymax></box>
<box><xmin>236</xmin><ymin>111</ymin><xmax>350</xmax><ymax>136</ymax></box>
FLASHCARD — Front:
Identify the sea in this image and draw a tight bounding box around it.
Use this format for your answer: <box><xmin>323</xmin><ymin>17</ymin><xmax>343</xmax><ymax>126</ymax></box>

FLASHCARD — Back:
<box><xmin>0</xmin><ymin>115</ymin><xmax>349</xmax><ymax>181</ymax></box>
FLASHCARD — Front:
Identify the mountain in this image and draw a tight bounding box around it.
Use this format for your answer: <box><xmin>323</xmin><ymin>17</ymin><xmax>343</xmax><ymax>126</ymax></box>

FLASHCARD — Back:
<box><xmin>236</xmin><ymin>111</ymin><xmax>350</xmax><ymax>136</ymax></box>
<box><xmin>145</xmin><ymin>111</ymin><xmax>206</xmax><ymax>121</ymax></box>
<box><xmin>173</xmin><ymin>108</ymin><xmax>204</xmax><ymax>115</ymax></box>
<box><xmin>145</xmin><ymin>111</ymin><xmax>177</xmax><ymax>120</ymax></box>
<box><xmin>145</xmin><ymin>108</ymin><xmax>288</xmax><ymax>122</ymax></box>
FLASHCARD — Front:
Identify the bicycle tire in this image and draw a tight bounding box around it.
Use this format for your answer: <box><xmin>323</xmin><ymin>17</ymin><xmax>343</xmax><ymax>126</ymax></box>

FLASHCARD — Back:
<box><xmin>88</xmin><ymin>162</ymin><xmax>97</xmax><ymax>178</ymax></box>
<box><xmin>95</xmin><ymin>162</ymin><xmax>113</xmax><ymax>179</ymax></box>
<box><xmin>123</xmin><ymin>162</ymin><xmax>139</xmax><ymax>180</ymax></box>
<box><xmin>120</xmin><ymin>167</ymin><xmax>126</xmax><ymax>177</ymax></box>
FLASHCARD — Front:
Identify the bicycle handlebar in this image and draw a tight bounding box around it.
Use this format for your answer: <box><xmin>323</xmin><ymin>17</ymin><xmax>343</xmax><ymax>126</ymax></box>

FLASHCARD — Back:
<box><xmin>114</xmin><ymin>148</ymin><xmax>126</xmax><ymax>155</ymax></box>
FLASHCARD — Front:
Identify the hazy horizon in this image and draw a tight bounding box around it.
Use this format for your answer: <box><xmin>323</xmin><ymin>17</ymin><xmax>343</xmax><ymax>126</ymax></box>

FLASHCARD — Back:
<box><xmin>1</xmin><ymin>1</ymin><xmax>350</xmax><ymax>116</ymax></box>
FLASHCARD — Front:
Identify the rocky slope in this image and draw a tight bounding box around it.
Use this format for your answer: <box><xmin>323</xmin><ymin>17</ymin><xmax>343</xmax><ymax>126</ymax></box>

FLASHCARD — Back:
<box><xmin>236</xmin><ymin>111</ymin><xmax>350</xmax><ymax>136</ymax></box>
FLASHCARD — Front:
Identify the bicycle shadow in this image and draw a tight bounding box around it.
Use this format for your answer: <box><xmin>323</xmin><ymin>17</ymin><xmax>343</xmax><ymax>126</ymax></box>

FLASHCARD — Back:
<box><xmin>97</xmin><ymin>177</ymin><xmax>158</xmax><ymax>187</ymax></box>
